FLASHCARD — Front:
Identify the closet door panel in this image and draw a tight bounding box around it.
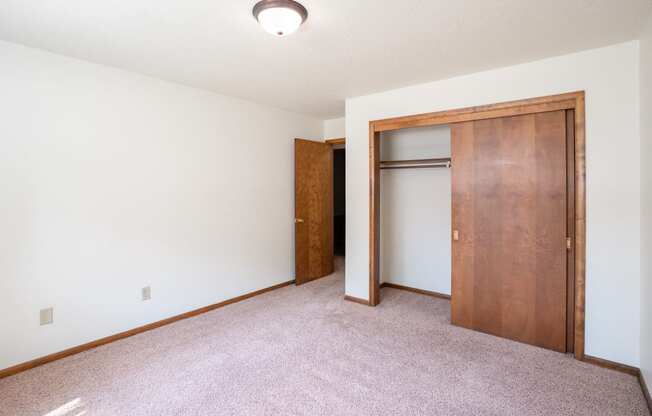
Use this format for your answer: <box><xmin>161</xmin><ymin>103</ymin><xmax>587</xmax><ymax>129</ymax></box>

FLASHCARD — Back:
<box><xmin>532</xmin><ymin>111</ymin><xmax>568</xmax><ymax>350</ymax></box>
<box><xmin>450</xmin><ymin>122</ymin><xmax>475</xmax><ymax>329</ymax></box>
<box><xmin>451</xmin><ymin>111</ymin><xmax>567</xmax><ymax>352</ymax></box>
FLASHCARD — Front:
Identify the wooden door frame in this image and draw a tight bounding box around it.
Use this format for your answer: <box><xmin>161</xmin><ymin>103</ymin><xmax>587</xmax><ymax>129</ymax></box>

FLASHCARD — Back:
<box><xmin>368</xmin><ymin>91</ymin><xmax>586</xmax><ymax>360</ymax></box>
<box><xmin>325</xmin><ymin>137</ymin><xmax>346</xmax><ymax>146</ymax></box>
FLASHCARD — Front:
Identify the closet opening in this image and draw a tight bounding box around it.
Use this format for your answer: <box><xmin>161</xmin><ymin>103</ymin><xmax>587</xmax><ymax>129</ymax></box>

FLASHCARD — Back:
<box><xmin>368</xmin><ymin>92</ymin><xmax>586</xmax><ymax>359</ymax></box>
<box><xmin>378</xmin><ymin>125</ymin><xmax>452</xmax><ymax>301</ymax></box>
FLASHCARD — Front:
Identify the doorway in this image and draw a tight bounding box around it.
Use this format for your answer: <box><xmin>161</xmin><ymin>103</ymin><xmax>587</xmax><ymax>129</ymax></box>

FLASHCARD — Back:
<box><xmin>333</xmin><ymin>145</ymin><xmax>345</xmax><ymax>257</ymax></box>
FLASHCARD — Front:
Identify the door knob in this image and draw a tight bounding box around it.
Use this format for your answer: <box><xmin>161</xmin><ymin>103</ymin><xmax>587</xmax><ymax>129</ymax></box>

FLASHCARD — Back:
<box><xmin>295</xmin><ymin>218</ymin><xmax>304</xmax><ymax>223</ymax></box>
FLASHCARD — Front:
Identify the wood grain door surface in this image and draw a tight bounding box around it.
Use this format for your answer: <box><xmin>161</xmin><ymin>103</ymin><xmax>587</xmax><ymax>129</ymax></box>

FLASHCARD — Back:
<box><xmin>451</xmin><ymin>111</ymin><xmax>568</xmax><ymax>352</ymax></box>
<box><xmin>294</xmin><ymin>139</ymin><xmax>334</xmax><ymax>285</ymax></box>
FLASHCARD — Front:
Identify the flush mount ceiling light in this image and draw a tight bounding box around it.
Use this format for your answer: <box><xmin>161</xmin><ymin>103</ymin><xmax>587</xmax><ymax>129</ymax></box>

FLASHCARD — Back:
<box><xmin>252</xmin><ymin>0</ymin><xmax>308</xmax><ymax>37</ymax></box>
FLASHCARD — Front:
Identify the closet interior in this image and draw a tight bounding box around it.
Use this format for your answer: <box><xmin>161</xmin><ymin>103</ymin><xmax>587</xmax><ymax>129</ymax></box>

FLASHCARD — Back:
<box><xmin>380</xmin><ymin>125</ymin><xmax>452</xmax><ymax>298</ymax></box>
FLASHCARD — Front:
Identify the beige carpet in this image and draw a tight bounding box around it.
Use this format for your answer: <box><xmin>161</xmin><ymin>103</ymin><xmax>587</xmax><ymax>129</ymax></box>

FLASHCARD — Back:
<box><xmin>1</xmin><ymin>259</ymin><xmax>649</xmax><ymax>415</ymax></box>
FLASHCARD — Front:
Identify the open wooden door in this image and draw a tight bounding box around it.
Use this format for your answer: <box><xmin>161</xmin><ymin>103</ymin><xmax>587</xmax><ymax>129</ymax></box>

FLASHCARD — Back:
<box><xmin>451</xmin><ymin>111</ymin><xmax>568</xmax><ymax>352</ymax></box>
<box><xmin>295</xmin><ymin>139</ymin><xmax>334</xmax><ymax>285</ymax></box>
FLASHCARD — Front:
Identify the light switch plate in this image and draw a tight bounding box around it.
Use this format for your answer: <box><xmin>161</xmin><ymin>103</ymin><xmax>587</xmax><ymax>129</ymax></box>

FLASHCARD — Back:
<box><xmin>142</xmin><ymin>286</ymin><xmax>151</xmax><ymax>301</ymax></box>
<box><xmin>40</xmin><ymin>307</ymin><xmax>53</xmax><ymax>326</ymax></box>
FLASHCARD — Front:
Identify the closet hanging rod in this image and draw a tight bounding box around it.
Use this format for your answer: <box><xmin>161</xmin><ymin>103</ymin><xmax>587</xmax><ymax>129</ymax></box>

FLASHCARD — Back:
<box><xmin>379</xmin><ymin>157</ymin><xmax>451</xmax><ymax>166</ymax></box>
<box><xmin>380</xmin><ymin>162</ymin><xmax>451</xmax><ymax>170</ymax></box>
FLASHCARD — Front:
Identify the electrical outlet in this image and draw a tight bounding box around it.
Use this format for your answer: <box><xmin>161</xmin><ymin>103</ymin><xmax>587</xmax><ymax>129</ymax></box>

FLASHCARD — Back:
<box><xmin>40</xmin><ymin>307</ymin><xmax>53</xmax><ymax>326</ymax></box>
<box><xmin>142</xmin><ymin>286</ymin><xmax>151</xmax><ymax>301</ymax></box>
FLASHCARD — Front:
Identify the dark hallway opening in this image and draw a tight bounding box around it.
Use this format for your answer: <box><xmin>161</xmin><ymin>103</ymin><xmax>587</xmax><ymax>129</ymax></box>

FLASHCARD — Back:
<box><xmin>333</xmin><ymin>148</ymin><xmax>345</xmax><ymax>256</ymax></box>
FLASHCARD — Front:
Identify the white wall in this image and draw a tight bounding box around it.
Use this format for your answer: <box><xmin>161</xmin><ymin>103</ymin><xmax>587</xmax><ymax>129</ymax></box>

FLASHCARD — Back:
<box><xmin>380</xmin><ymin>126</ymin><xmax>451</xmax><ymax>295</ymax></box>
<box><xmin>0</xmin><ymin>40</ymin><xmax>322</xmax><ymax>370</ymax></box>
<box><xmin>640</xmin><ymin>15</ymin><xmax>652</xmax><ymax>389</ymax></box>
<box><xmin>346</xmin><ymin>41</ymin><xmax>641</xmax><ymax>366</ymax></box>
<box><xmin>323</xmin><ymin>117</ymin><xmax>345</xmax><ymax>139</ymax></box>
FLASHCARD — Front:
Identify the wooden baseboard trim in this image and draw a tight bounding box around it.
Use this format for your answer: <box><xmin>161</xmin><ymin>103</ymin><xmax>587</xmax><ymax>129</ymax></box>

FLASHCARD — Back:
<box><xmin>582</xmin><ymin>354</ymin><xmax>640</xmax><ymax>377</ymax></box>
<box><xmin>380</xmin><ymin>282</ymin><xmax>451</xmax><ymax>300</ymax></box>
<box><xmin>640</xmin><ymin>371</ymin><xmax>652</xmax><ymax>414</ymax></box>
<box><xmin>0</xmin><ymin>279</ymin><xmax>295</xmax><ymax>380</ymax></box>
<box><xmin>344</xmin><ymin>295</ymin><xmax>371</xmax><ymax>306</ymax></box>
<box><xmin>572</xmin><ymin>355</ymin><xmax>651</xmax><ymax>411</ymax></box>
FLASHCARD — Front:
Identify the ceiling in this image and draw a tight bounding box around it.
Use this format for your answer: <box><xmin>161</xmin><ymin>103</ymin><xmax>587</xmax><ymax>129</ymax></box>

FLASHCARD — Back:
<box><xmin>0</xmin><ymin>0</ymin><xmax>650</xmax><ymax>118</ymax></box>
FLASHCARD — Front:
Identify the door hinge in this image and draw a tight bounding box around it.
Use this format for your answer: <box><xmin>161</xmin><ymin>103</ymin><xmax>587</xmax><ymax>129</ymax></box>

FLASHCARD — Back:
<box><xmin>566</xmin><ymin>237</ymin><xmax>572</xmax><ymax>250</ymax></box>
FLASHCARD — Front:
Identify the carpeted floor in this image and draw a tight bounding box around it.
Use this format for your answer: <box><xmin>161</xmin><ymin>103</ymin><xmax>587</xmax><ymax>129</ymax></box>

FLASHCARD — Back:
<box><xmin>1</xmin><ymin>259</ymin><xmax>649</xmax><ymax>416</ymax></box>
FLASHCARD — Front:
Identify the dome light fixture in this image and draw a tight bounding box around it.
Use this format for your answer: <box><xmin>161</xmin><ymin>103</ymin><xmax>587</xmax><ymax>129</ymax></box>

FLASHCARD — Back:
<box><xmin>252</xmin><ymin>0</ymin><xmax>308</xmax><ymax>37</ymax></box>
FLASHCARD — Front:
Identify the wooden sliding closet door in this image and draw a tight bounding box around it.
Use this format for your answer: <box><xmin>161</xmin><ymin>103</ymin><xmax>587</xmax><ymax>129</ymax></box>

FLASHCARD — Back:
<box><xmin>451</xmin><ymin>111</ymin><xmax>568</xmax><ymax>352</ymax></box>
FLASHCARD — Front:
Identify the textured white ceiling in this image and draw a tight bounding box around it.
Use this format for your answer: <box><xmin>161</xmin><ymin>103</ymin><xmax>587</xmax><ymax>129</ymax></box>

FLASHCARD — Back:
<box><xmin>0</xmin><ymin>0</ymin><xmax>650</xmax><ymax>118</ymax></box>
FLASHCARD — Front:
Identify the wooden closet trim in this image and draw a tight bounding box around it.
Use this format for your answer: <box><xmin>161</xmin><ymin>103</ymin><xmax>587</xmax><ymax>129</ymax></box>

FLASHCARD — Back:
<box><xmin>372</xmin><ymin>93</ymin><xmax>579</xmax><ymax>132</ymax></box>
<box><xmin>368</xmin><ymin>91</ymin><xmax>586</xmax><ymax>360</ymax></box>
